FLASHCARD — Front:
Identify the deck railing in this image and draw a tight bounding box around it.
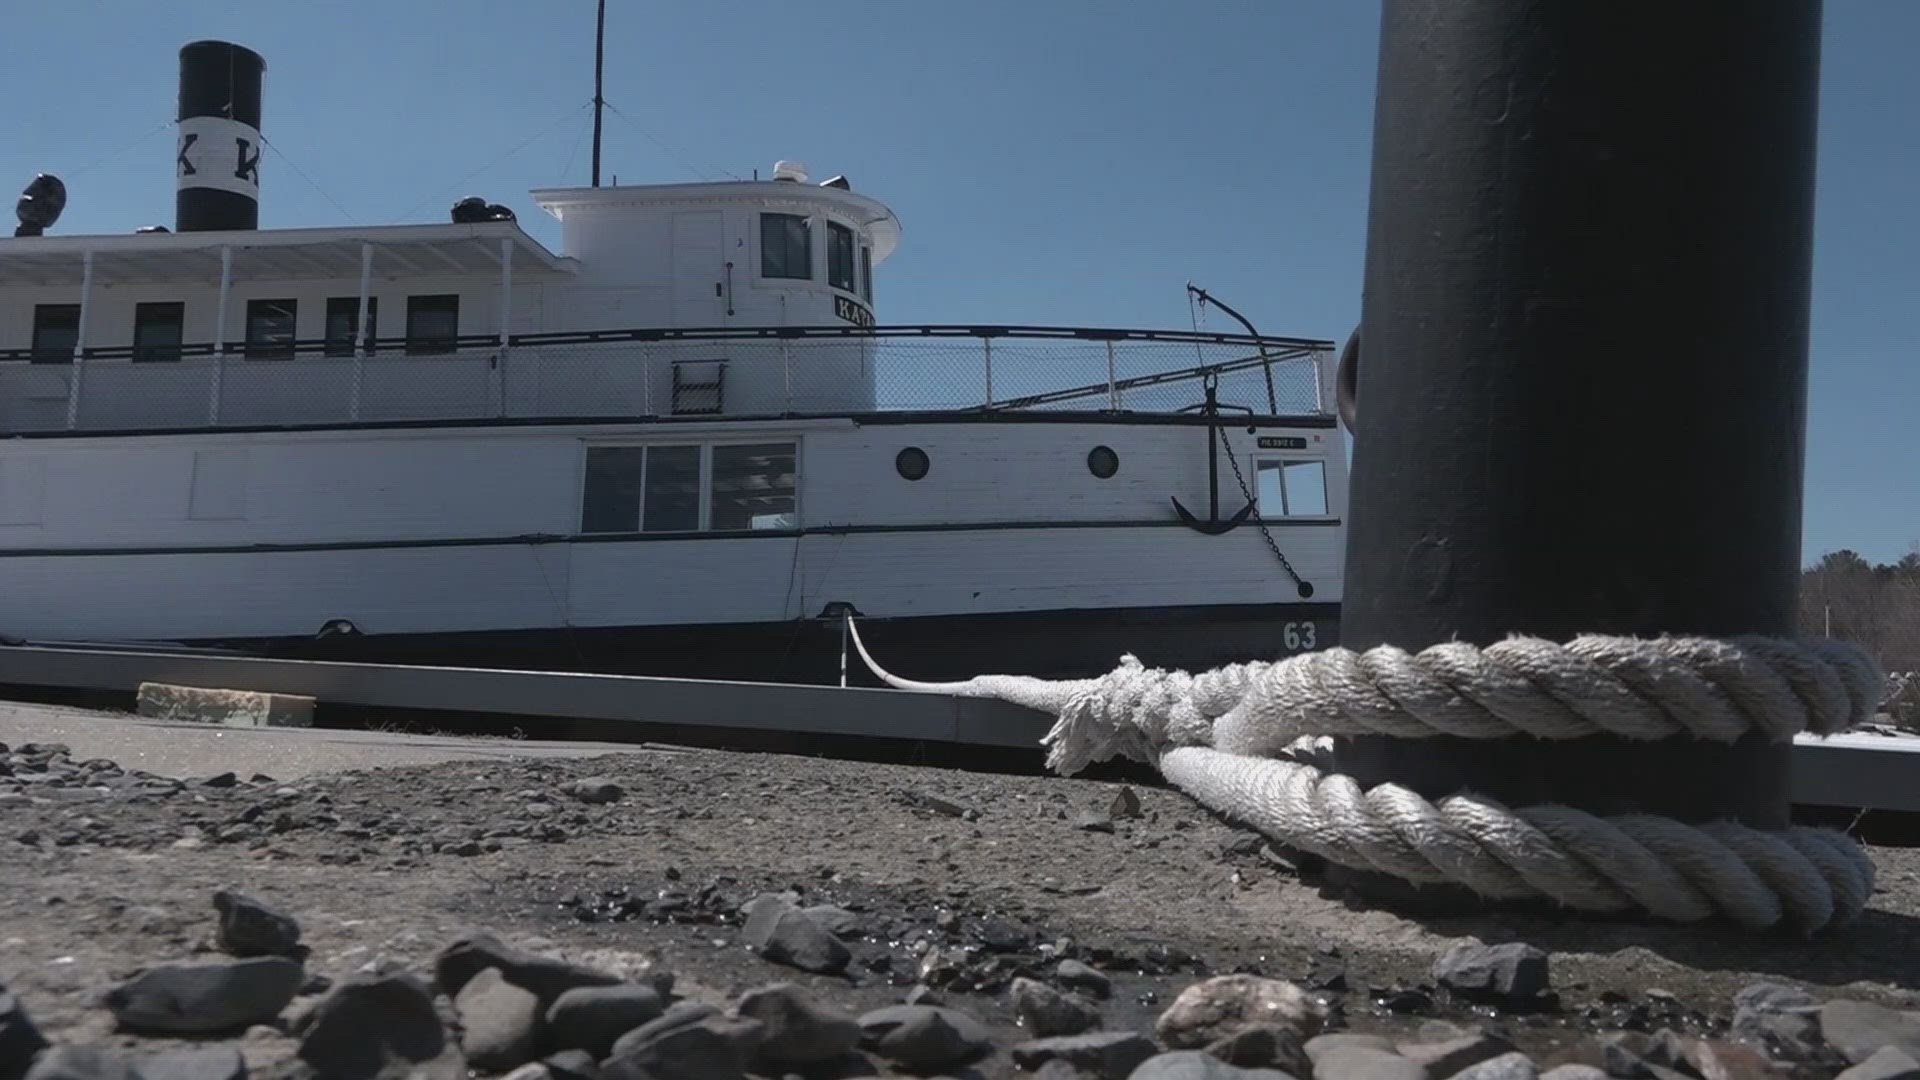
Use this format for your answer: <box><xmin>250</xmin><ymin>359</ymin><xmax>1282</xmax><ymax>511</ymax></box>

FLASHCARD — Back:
<box><xmin>0</xmin><ymin>325</ymin><xmax>1334</xmax><ymax>434</ymax></box>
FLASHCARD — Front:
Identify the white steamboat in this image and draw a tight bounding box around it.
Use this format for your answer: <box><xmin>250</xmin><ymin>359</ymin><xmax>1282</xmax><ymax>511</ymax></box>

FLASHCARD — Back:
<box><xmin>0</xmin><ymin>40</ymin><xmax>1346</xmax><ymax>684</ymax></box>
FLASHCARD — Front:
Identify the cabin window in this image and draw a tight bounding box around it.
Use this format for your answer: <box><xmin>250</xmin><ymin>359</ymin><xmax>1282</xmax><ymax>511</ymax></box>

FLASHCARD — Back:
<box><xmin>581</xmin><ymin>441</ymin><xmax>798</xmax><ymax>534</ymax></box>
<box><xmin>827</xmin><ymin>222</ymin><xmax>856</xmax><ymax>292</ymax></box>
<box><xmin>760</xmin><ymin>213</ymin><xmax>812</xmax><ymax>280</ymax></box>
<box><xmin>860</xmin><ymin>245</ymin><xmax>873</xmax><ymax>302</ymax></box>
<box><xmin>711</xmin><ymin>443</ymin><xmax>797</xmax><ymax>530</ymax></box>
<box><xmin>406</xmin><ymin>294</ymin><xmax>459</xmax><ymax>355</ymax></box>
<box><xmin>642</xmin><ymin>445</ymin><xmax>702</xmax><ymax>532</ymax></box>
<box><xmin>1255</xmin><ymin>458</ymin><xmax>1328</xmax><ymax>517</ymax></box>
<box><xmin>244</xmin><ymin>299</ymin><xmax>298</xmax><ymax>360</ymax></box>
<box><xmin>132</xmin><ymin>302</ymin><xmax>185</xmax><ymax>363</ymax></box>
<box><xmin>325</xmin><ymin>296</ymin><xmax>378</xmax><ymax>357</ymax></box>
<box><xmin>30</xmin><ymin>304</ymin><xmax>80</xmax><ymax>364</ymax></box>
<box><xmin>581</xmin><ymin>446</ymin><xmax>647</xmax><ymax>533</ymax></box>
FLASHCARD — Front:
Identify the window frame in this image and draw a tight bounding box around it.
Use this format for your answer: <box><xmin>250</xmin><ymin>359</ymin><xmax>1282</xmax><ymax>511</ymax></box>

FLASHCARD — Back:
<box><xmin>30</xmin><ymin>303</ymin><xmax>80</xmax><ymax>364</ymax></box>
<box><xmin>759</xmin><ymin>212</ymin><xmax>813</xmax><ymax>281</ymax></box>
<box><xmin>244</xmin><ymin>298</ymin><xmax>298</xmax><ymax>360</ymax></box>
<box><xmin>405</xmin><ymin>293</ymin><xmax>460</xmax><ymax>356</ymax></box>
<box><xmin>859</xmin><ymin>244</ymin><xmax>873</xmax><ymax>302</ymax></box>
<box><xmin>325</xmin><ymin>296</ymin><xmax>378</xmax><ymax>357</ymax></box>
<box><xmin>1254</xmin><ymin>456</ymin><xmax>1330</xmax><ymax>518</ymax></box>
<box><xmin>579</xmin><ymin>439</ymin><xmax>802</xmax><ymax>535</ymax></box>
<box><xmin>826</xmin><ymin>221</ymin><xmax>856</xmax><ymax>293</ymax></box>
<box><xmin>132</xmin><ymin>301</ymin><xmax>186</xmax><ymax>363</ymax></box>
<box><xmin>709</xmin><ymin>440</ymin><xmax>800</xmax><ymax>532</ymax></box>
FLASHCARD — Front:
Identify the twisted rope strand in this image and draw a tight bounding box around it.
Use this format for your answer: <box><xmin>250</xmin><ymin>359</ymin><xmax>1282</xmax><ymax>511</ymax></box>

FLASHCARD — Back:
<box><xmin>842</xmin><ymin>617</ymin><xmax>1883</xmax><ymax>931</ymax></box>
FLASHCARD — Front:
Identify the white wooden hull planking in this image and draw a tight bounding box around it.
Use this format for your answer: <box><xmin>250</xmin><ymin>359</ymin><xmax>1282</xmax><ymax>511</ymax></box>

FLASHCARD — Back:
<box><xmin>0</xmin><ymin>418</ymin><xmax>1344</xmax><ymax>647</ymax></box>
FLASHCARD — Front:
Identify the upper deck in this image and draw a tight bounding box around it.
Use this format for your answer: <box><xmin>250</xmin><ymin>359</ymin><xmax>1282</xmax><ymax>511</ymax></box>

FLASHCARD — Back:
<box><xmin>0</xmin><ymin>169</ymin><xmax>1331</xmax><ymax>436</ymax></box>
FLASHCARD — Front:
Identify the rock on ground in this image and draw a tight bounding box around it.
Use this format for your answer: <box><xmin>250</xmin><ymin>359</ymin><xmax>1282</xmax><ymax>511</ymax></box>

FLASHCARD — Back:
<box><xmin>1838</xmin><ymin>1046</ymin><xmax>1920</xmax><ymax>1080</ymax></box>
<box><xmin>1</xmin><ymin>985</ymin><xmax>50</xmax><ymax>1079</ymax></box>
<box><xmin>1432</xmin><ymin>942</ymin><xmax>1552</xmax><ymax>1007</ymax></box>
<box><xmin>454</xmin><ymin>966</ymin><xmax>543</xmax><ymax>1072</ymax></box>
<box><xmin>734</xmin><ymin>982</ymin><xmax>860</xmax><ymax>1073</ymax></box>
<box><xmin>1011</xmin><ymin>1030</ymin><xmax>1159</xmax><ymax>1079</ymax></box>
<box><xmin>603</xmin><ymin>1002</ymin><xmax>763</xmax><ymax>1080</ymax></box>
<box><xmin>1156</xmin><ymin>975</ymin><xmax>1327</xmax><ymax>1049</ymax></box>
<box><xmin>740</xmin><ymin>894</ymin><xmax>851</xmax><ymax>976</ymax></box>
<box><xmin>1130</xmin><ymin>1049</ymin><xmax>1300</xmax><ymax>1079</ymax></box>
<box><xmin>211</xmin><ymin>888</ymin><xmax>302</xmax><ymax>958</ymax></box>
<box><xmin>858</xmin><ymin>1004</ymin><xmax>995</xmax><ymax>1074</ymax></box>
<box><xmin>103</xmin><ymin>956</ymin><xmax>304</xmax><ymax>1036</ymax></box>
<box><xmin>1823</xmin><ymin>1000</ymin><xmax>1920</xmax><ymax>1065</ymax></box>
<box><xmin>294</xmin><ymin>972</ymin><xmax>467</xmax><ymax>1080</ymax></box>
<box><xmin>435</xmin><ymin>932</ymin><xmax>621</xmax><ymax>1008</ymax></box>
<box><xmin>1011</xmin><ymin>976</ymin><xmax>1102</xmax><ymax>1037</ymax></box>
<box><xmin>544</xmin><ymin>983</ymin><xmax>665</xmax><ymax>1059</ymax></box>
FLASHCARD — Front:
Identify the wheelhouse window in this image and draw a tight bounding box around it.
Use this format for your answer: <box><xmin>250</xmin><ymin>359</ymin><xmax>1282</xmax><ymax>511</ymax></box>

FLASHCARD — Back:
<box><xmin>760</xmin><ymin>213</ymin><xmax>812</xmax><ymax>280</ymax></box>
<box><xmin>580</xmin><ymin>441</ymin><xmax>798</xmax><ymax>534</ymax></box>
<box><xmin>244</xmin><ymin>299</ymin><xmax>297</xmax><ymax>360</ymax></box>
<box><xmin>827</xmin><ymin>222</ymin><xmax>856</xmax><ymax>293</ymax></box>
<box><xmin>30</xmin><ymin>304</ymin><xmax>79</xmax><ymax>364</ymax></box>
<box><xmin>859</xmin><ymin>245</ymin><xmax>873</xmax><ymax>302</ymax></box>
<box><xmin>325</xmin><ymin>296</ymin><xmax>377</xmax><ymax>357</ymax></box>
<box><xmin>1255</xmin><ymin>458</ymin><xmax>1329</xmax><ymax>517</ymax></box>
<box><xmin>711</xmin><ymin>443</ymin><xmax>797</xmax><ymax>530</ymax></box>
<box><xmin>406</xmin><ymin>294</ymin><xmax>459</xmax><ymax>355</ymax></box>
<box><xmin>132</xmin><ymin>302</ymin><xmax>185</xmax><ymax>363</ymax></box>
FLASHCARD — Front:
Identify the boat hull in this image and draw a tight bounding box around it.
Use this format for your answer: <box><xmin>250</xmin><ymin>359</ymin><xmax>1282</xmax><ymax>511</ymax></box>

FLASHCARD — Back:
<box><xmin>226</xmin><ymin>601</ymin><xmax>1342</xmax><ymax>686</ymax></box>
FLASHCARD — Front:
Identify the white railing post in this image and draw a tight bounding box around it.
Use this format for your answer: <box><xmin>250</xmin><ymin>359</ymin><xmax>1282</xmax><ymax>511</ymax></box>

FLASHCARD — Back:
<box><xmin>1106</xmin><ymin>340</ymin><xmax>1118</xmax><ymax>410</ymax></box>
<box><xmin>983</xmin><ymin>337</ymin><xmax>993</xmax><ymax>406</ymax></box>
<box><xmin>208</xmin><ymin>245</ymin><xmax>232</xmax><ymax>424</ymax></box>
<box><xmin>641</xmin><ymin>345</ymin><xmax>653</xmax><ymax>416</ymax></box>
<box><xmin>65</xmin><ymin>250</ymin><xmax>95</xmax><ymax>429</ymax></box>
<box><xmin>496</xmin><ymin>237</ymin><xmax>513</xmax><ymax>417</ymax></box>
<box><xmin>351</xmin><ymin>242</ymin><xmax>372</xmax><ymax>421</ymax></box>
<box><xmin>1318</xmin><ymin>345</ymin><xmax>1333</xmax><ymax>415</ymax></box>
<box><xmin>782</xmin><ymin>341</ymin><xmax>793</xmax><ymax>413</ymax></box>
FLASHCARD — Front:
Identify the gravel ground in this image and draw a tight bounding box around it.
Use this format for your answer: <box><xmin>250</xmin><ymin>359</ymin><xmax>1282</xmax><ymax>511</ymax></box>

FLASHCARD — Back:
<box><xmin>5</xmin><ymin>732</ymin><xmax>1920</xmax><ymax>1079</ymax></box>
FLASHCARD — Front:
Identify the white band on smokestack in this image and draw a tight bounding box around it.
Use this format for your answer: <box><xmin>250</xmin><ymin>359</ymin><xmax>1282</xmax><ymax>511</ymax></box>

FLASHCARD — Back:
<box><xmin>176</xmin><ymin>116</ymin><xmax>262</xmax><ymax>201</ymax></box>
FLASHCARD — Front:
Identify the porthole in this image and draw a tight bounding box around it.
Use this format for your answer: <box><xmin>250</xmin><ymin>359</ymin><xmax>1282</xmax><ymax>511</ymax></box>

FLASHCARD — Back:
<box><xmin>1087</xmin><ymin>445</ymin><xmax>1119</xmax><ymax>479</ymax></box>
<box><xmin>896</xmin><ymin>446</ymin><xmax>930</xmax><ymax>481</ymax></box>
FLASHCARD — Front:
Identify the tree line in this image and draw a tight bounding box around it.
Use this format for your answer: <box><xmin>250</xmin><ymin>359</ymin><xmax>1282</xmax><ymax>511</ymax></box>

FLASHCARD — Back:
<box><xmin>1801</xmin><ymin>549</ymin><xmax>1920</xmax><ymax>673</ymax></box>
<box><xmin>1802</xmin><ymin>549</ymin><xmax>1920</xmax><ymax>724</ymax></box>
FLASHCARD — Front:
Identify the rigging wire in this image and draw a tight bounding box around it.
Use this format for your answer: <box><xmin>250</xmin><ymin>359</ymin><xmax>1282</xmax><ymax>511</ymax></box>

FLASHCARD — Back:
<box><xmin>59</xmin><ymin>117</ymin><xmax>180</xmax><ymax>180</ymax></box>
<box><xmin>386</xmin><ymin>100</ymin><xmax>594</xmax><ymax>224</ymax></box>
<box><xmin>602</xmin><ymin>99</ymin><xmax>742</xmax><ymax>181</ymax></box>
<box><xmin>260</xmin><ymin>134</ymin><xmax>359</xmax><ymax>224</ymax></box>
<box><xmin>559</xmin><ymin>105</ymin><xmax>595</xmax><ymax>186</ymax></box>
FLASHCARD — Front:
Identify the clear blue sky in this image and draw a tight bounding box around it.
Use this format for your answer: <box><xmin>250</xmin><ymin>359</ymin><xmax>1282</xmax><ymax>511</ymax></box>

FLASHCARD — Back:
<box><xmin>4</xmin><ymin>2</ymin><xmax>1915</xmax><ymax>566</ymax></box>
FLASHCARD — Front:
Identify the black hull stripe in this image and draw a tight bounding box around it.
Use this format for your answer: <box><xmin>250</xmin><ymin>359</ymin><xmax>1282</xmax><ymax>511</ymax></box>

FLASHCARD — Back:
<box><xmin>0</xmin><ymin>409</ymin><xmax>1340</xmax><ymax>442</ymax></box>
<box><xmin>0</xmin><ymin>516</ymin><xmax>1341</xmax><ymax>560</ymax></box>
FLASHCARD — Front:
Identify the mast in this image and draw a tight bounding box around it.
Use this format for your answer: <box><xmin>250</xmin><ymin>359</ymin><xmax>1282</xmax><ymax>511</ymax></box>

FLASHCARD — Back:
<box><xmin>591</xmin><ymin>0</ymin><xmax>606</xmax><ymax>188</ymax></box>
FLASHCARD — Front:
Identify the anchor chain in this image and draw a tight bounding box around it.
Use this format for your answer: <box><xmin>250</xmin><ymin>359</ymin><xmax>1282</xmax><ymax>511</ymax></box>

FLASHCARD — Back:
<box><xmin>1215</xmin><ymin>424</ymin><xmax>1307</xmax><ymax>593</ymax></box>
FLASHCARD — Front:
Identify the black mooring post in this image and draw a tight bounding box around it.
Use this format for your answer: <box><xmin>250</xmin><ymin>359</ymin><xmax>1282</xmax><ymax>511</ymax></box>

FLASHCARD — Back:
<box><xmin>1335</xmin><ymin>1</ymin><xmax>1824</xmax><ymax>827</ymax></box>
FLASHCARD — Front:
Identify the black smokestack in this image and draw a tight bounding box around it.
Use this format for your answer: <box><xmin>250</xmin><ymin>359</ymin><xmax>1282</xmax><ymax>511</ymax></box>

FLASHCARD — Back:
<box><xmin>175</xmin><ymin>40</ymin><xmax>265</xmax><ymax>232</ymax></box>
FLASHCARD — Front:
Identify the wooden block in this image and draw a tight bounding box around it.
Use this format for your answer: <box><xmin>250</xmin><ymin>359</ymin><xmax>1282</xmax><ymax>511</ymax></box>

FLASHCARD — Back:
<box><xmin>135</xmin><ymin>682</ymin><xmax>315</xmax><ymax>728</ymax></box>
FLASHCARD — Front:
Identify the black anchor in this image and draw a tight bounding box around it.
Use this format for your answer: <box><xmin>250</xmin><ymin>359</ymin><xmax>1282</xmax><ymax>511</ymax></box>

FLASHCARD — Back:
<box><xmin>1170</xmin><ymin>372</ymin><xmax>1257</xmax><ymax>536</ymax></box>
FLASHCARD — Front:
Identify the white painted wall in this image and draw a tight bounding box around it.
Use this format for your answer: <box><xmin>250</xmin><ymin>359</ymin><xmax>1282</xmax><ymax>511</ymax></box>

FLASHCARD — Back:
<box><xmin>0</xmin><ymin>416</ymin><xmax>1346</xmax><ymax>642</ymax></box>
<box><xmin>0</xmin><ymin>419</ymin><xmax>1342</xmax><ymax>544</ymax></box>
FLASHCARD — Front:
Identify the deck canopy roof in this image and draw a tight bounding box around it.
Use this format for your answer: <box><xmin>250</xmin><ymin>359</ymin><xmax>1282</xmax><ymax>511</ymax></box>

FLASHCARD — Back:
<box><xmin>0</xmin><ymin>221</ymin><xmax>577</xmax><ymax>286</ymax></box>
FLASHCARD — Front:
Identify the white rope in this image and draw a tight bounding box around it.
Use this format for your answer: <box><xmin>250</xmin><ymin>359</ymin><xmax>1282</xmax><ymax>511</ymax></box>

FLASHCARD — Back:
<box><xmin>844</xmin><ymin>618</ymin><xmax>1882</xmax><ymax>933</ymax></box>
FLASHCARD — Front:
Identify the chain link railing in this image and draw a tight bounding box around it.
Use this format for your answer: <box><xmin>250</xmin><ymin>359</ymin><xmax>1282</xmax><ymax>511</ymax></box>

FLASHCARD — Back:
<box><xmin>0</xmin><ymin>326</ymin><xmax>1333</xmax><ymax>433</ymax></box>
